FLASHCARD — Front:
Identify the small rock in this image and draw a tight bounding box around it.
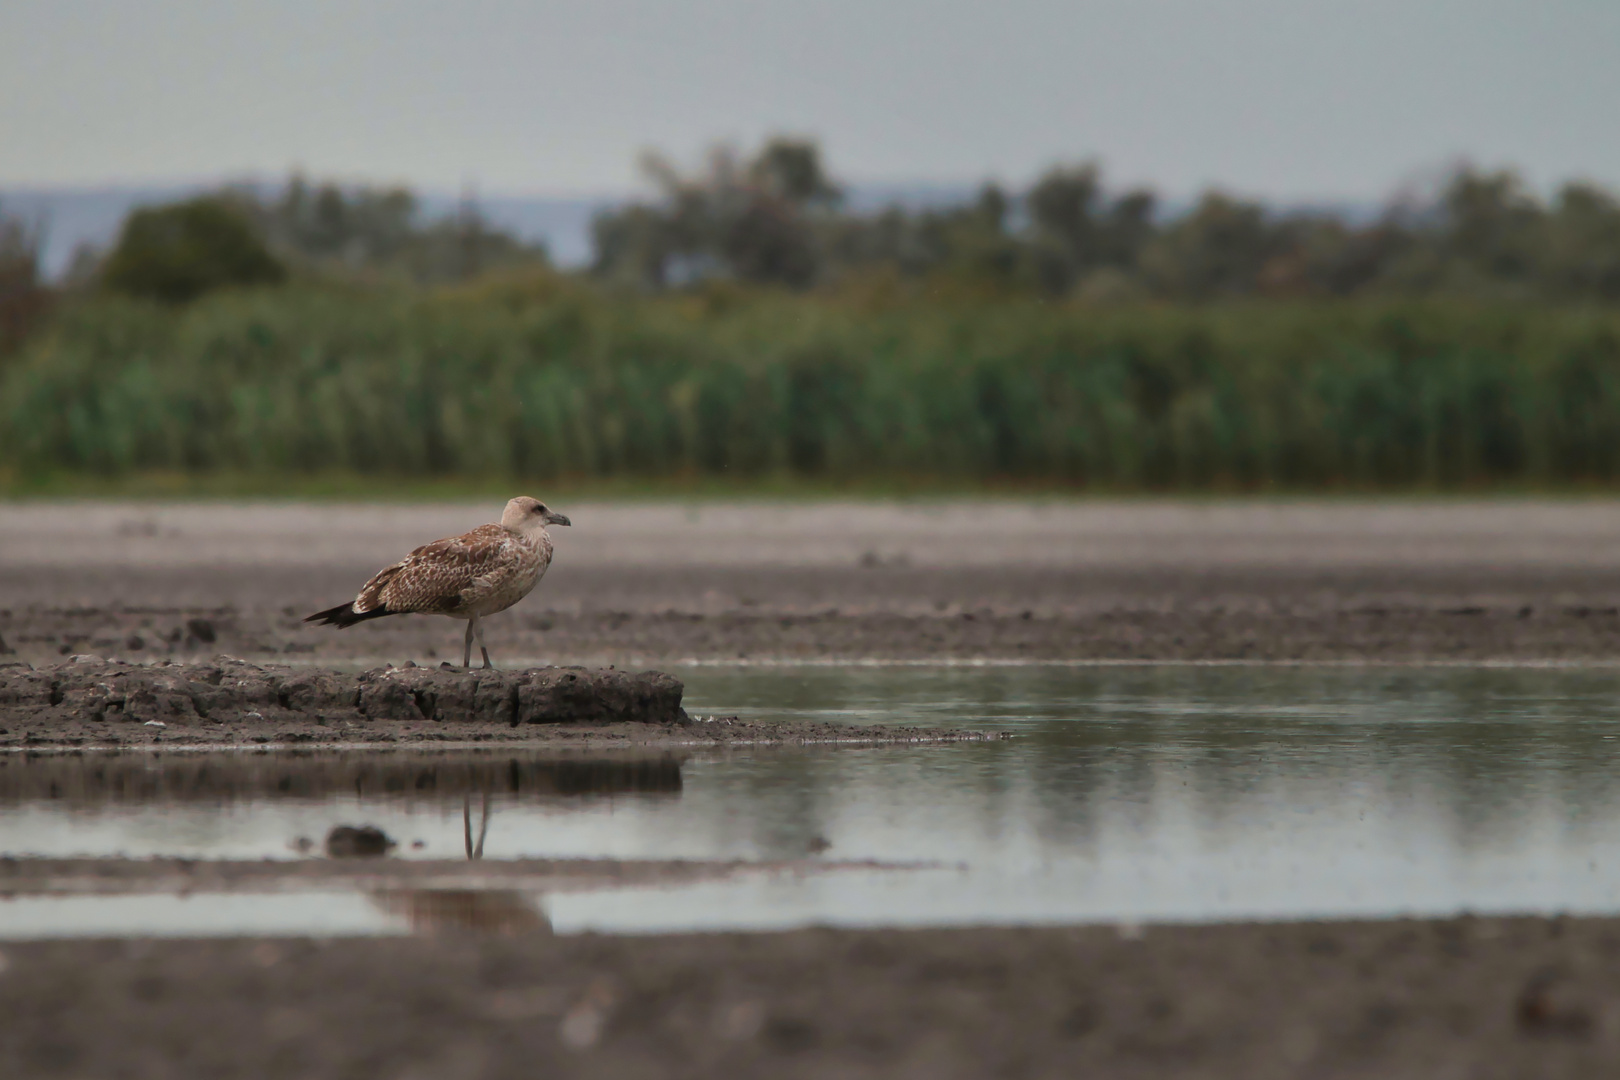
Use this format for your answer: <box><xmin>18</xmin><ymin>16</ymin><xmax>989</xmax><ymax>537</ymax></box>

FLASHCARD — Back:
<box><xmin>325</xmin><ymin>825</ymin><xmax>396</xmax><ymax>858</ymax></box>
<box><xmin>185</xmin><ymin>618</ymin><xmax>217</xmax><ymax>644</ymax></box>
<box><xmin>125</xmin><ymin>634</ymin><xmax>145</xmax><ymax>651</ymax></box>
<box><xmin>143</xmin><ymin>720</ymin><xmax>166</xmax><ymax>728</ymax></box>
<box><xmin>0</xmin><ymin>633</ymin><xmax>12</xmax><ymax>656</ymax></box>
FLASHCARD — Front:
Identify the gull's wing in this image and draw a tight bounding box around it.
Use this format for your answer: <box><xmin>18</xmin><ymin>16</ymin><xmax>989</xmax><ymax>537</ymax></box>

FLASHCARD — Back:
<box><xmin>356</xmin><ymin>524</ymin><xmax>520</xmax><ymax>616</ymax></box>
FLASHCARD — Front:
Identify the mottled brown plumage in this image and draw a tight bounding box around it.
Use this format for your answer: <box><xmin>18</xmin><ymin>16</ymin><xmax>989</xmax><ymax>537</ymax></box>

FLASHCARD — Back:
<box><xmin>353</xmin><ymin>523</ymin><xmax>549</xmax><ymax>618</ymax></box>
<box><xmin>305</xmin><ymin>497</ymin><xmax>571</xmax><ymax>668</ymax></box>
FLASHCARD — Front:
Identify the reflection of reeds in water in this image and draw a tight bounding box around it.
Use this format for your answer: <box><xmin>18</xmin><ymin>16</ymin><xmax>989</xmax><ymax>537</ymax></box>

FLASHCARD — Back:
<box><xmin>370</xmin><ymin>889</ymin><xmax>551</xmax><ymax>935</ymax></box>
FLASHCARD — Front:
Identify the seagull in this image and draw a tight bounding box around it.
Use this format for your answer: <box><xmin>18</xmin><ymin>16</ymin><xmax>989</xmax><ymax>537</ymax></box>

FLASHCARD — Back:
<box><xmin>305</xmin><ymin>496</ymin><xmax>570</xmax><ymax>669</ymax></box>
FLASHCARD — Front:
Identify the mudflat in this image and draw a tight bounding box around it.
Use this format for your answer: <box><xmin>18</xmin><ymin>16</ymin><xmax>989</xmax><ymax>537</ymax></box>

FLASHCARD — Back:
<box><xmin>1</xmin><ymin>915</ymin><xmax>1614</xmax><ymax>1079</ymax></box>
<box><xmin>5</xmin><ymin>498</ymin><xmax>1620</xmax><ymax>665</ymax></box>
<box><xmin>7</xmin><ymin>499</ymin><xmax>1620</xmax><ymax>1078</ymax></box>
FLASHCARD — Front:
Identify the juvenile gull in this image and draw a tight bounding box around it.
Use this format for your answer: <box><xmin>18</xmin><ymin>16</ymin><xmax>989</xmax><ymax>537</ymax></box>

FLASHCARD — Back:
<box><xmin>305</xmin><ymin>496</ymin><xmax>570</xmax><ymax>669</ymax></box>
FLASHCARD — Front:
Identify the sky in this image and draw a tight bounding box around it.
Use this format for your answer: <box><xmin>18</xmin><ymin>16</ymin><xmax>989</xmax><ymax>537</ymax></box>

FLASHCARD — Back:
<box><xmin>3</xmin><ymin>0</ymin><xmax>1618</xmax><ymax>201</ymax></box>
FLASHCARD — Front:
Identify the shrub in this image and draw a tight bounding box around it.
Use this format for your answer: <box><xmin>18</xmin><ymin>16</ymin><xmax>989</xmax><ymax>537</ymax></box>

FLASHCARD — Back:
<box><xmin>101</xmin><ymin>198</ymin><xmax>285</xmax><ymax>303</ymax></box>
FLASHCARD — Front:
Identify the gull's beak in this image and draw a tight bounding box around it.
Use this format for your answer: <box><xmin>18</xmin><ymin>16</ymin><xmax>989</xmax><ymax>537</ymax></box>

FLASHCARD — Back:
<box><xmin>544</xmin><ymin>509</ymin><xmax>572</xmax><ymax>527</ymax></box>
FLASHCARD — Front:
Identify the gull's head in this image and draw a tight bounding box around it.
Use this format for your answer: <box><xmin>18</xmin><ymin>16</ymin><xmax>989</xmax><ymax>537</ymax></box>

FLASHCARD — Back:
<box><xmin>503</xmin><ymin>496</ymin><xmax>571</xmax><ymax>533</ymax></box>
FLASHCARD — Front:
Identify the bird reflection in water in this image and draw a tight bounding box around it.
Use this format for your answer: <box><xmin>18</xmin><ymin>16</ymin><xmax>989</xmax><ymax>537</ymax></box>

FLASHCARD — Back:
<box><xmin>288</xmin><ymin>754</ymin><xmax>683</xmax><ymax>934</ymax></box>
<box><xmin>464</xmin><ymin>791</ymin><xmax>490</xmax><ymax>860</ymax></box>
<box><xmin>370</xmin><ymin>789</ymin><xmax>551</xmax><ymax>934</ymax></box>
<box><xmin>371</xmin><ymin>888</ymin><xmax>550</xmax><ymax>935</ymax></box>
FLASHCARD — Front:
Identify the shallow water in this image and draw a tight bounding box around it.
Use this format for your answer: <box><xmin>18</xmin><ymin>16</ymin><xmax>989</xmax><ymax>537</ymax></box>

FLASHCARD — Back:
<box><xmin>6</xmin><ymin>664</ymin><xmax>1620</xmax><ymax>937</ymax></box>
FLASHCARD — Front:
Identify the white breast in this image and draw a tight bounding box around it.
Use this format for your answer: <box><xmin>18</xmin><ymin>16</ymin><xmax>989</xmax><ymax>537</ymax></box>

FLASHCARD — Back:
<box><xmin>463</xmin><ymin>531</ymin><xmax>552</xmax><ymax>617</ymax></box>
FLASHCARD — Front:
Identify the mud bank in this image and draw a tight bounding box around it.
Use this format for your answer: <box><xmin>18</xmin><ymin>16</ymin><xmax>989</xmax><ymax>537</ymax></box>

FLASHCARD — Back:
<box><xmin>10</xmin><ymin>500</ymin><xmax>1620</xmax><ymax>667</ymax></box>
<box><xmin>0</xmin><ymin>658</ymin><xmax>1006</xmax><ymax>748</ymax></box>
<box><xmin>1</xmin><ymin>915</ymin><xmax>1615</xmax><ymax>1079</ymax></box>
<box><xmin>0</xmin><ymin>656</ymin><xmax>684</xmax><ymax>729</ymax></box>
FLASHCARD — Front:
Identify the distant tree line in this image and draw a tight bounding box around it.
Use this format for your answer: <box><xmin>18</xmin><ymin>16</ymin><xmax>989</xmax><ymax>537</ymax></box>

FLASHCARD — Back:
<box><xmin>6</xmin><ymin>140</ymin><xmax>1620</xmax><ymax>316</ymax></box>
<box><xmin>9</xmin><ymin>147</ymin><xmax>1620</xmax><ymax>491</ymax></box>
<box><xmin>231</xmin><ymin>176</ymin><xmax>548</xmax><ymax>286</ymax></box>
<box><xmin>18</xmin><ymin>177</ymin><xmax>551</xmax><ymax>307</ymax></box>
<box><xmin>592</xmin><ymin>139</ymin><xmax>1620</xmax><ymax>302</ymax></box>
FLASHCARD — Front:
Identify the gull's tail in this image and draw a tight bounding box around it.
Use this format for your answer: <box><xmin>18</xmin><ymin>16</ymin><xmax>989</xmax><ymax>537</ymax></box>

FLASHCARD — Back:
<box><xmin>303</xmin><ymin>603</ymin><xmax>395</xmax><ymax>629</ymax></box>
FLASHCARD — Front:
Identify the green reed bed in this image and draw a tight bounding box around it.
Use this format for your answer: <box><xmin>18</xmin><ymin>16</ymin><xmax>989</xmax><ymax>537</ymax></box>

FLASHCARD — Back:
<box><xmin>4</xmin><ymin>284</ymin><xmax>1620</xmax><ymax>490</ymax></box>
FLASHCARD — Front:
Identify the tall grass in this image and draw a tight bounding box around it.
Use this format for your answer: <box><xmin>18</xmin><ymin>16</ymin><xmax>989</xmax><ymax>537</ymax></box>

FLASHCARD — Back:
<box><xmin>5</xmin><ymin>280</ymin><xmax>1620</xmax><ymax>490</ymax></box>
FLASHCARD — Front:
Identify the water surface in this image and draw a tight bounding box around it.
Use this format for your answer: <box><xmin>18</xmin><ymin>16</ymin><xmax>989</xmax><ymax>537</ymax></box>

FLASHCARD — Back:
<box><xmin>5</xmin><ymin>664</ymin><xmax>1620</xmax><ymax>936</ymax></box>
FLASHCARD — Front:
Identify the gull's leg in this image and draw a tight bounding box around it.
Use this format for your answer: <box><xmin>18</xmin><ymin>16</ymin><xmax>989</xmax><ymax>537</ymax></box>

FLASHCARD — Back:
<box><xmin>463</xmin><ymin>793</ymin><xmax>474</xmax><ymax>859</ymax></box>
<box><xmin>462</xmin><ymin>618</ymin><xmax>475</xmax><ymax>669</ymax></box>
<box><xmin>474</xmin><ymin>617</ymin><xmax>494</xmax><ymax>670</ymax></box>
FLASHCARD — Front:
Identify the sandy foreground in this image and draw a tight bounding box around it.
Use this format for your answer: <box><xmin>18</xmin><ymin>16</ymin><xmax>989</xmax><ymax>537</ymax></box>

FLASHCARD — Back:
<box><xmin>1</xmin><ymin>916</ymin><xmax>1615</xmax><ymax>1078</ymax></box>
<box><xmin>5</xmin><ymin>498</ymin><xmax>1620</xmax><ymax>665</ymax></box>
<box><xmin>6</xmin><ymin>499</ymin><xmax>1620</xmax><ymax>1076</ymax></box>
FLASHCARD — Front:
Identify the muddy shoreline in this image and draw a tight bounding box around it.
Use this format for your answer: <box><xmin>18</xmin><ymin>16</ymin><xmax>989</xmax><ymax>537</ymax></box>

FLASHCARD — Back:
<box><xmin>7</xmin><ymin>500</ymin><xmax>1620</xmax><ymax>668</ymax></box>
<box><xmin>12</xmin><ymin>595</ymin><xmax>1620</xmax><ymax>668</ymax></box>
<box><xmin>2</xmin><ymin>915</ymin><xmax>1615</xmax><ymax>1078</ymax></box>
<box><xmin>0</xmin><ymin>657</ymin><xmax>1008</xmax><ymax>749</ymax></box>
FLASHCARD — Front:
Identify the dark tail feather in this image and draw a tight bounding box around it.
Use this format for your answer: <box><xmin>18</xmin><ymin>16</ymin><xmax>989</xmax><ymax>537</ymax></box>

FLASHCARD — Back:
<box><xmin>304</xmin><ymin>602</ymin><xmax>395</xmax><ymax>628</ymax></box>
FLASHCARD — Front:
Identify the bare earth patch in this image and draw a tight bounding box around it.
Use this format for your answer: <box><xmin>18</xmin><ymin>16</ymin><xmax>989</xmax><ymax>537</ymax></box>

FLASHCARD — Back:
<box><xmin>3</xmin><ymin>499</ymin><xmax>1620</xmax><ymax>666</ymax></box>
<box><xmin>1</xmin><ymin>916</ymin><xmax>1616</xmax><ymax>1079</ymax></box>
